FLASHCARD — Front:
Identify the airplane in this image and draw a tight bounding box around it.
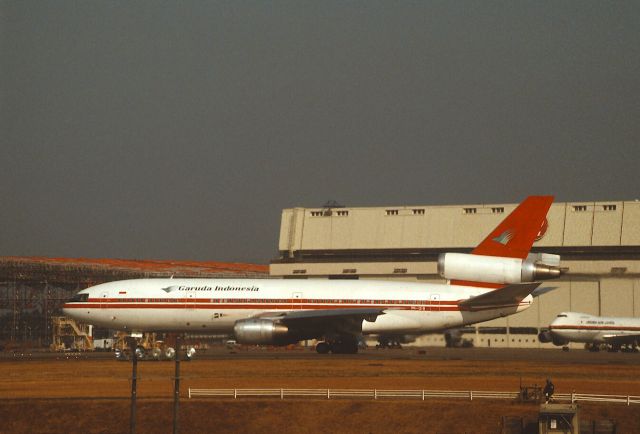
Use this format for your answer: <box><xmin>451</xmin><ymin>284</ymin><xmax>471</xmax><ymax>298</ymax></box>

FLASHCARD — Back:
<box><xmin>63</xmin><ymin>196</ymin><xmax>560</xmax><ymax>356</ymax></box>
<box><xmin>538</xmin><ymin>312</ymin><xmax>640</xmax><ymax>352</ymax></box>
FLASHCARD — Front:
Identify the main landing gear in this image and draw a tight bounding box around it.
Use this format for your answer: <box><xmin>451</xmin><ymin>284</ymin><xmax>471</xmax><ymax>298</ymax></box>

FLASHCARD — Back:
<box><xmin>114</xmin><ymin>333</ymin><xmax>196</xmax><ymax>361</ymax></box>
<box><xmin>376</xmin><ymin>336</ymin><xmax>403</xmax><ymax>349</ymax></box>
<box><xmin>315</xmin><ymin>337</ymin><xmax>359</xmax><ymax>354</ymax></box>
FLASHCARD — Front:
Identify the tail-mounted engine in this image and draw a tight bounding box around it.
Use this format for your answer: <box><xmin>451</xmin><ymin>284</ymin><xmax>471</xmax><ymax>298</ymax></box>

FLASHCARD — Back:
<box><xmin>438</xmin><ymin>252</ymin><xmax>561</xmax><ymax>284</ymax></box>
<box><xmin>233</xmin><ymin>318</ymin><xmax>295</xmax><ymax>345</ymax></box>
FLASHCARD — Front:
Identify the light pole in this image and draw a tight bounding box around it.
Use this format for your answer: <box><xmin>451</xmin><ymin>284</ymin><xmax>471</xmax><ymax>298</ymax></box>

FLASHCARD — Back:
<box><xmin>129</xmin><ymin>340</ymin><xmax>138</xmax><ymax>434</ymax></box>
<box><xmin>173</xmin><ymin>335</ymin><xmax>181</xmax><ymax>434</ymax></box>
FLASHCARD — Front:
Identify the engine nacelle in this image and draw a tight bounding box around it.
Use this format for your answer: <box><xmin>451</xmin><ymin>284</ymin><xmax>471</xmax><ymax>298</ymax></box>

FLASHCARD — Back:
<box><xmin>552</xmin><ymin>335</ymin><xmax>569</xmax><ymax>346</ymax></box>
<box><xmin>527</xmin><ymin>252</ymin><xmax>561</xmax><ymax>268</ymax></box>
<box><xmin>538</xmin><ymin>330</ymin><xmax>553</xmax><ymax>343</ymax></box>
<box><xmin>438</xmin><ymin>253</ymin><xmax>561</xmax><ymax>284</ymax></box>
<box><xmin>233</xmin><ymin>318</ymin><xmax>292</xmax><ymax>345</ymax></box>
<box><xmin>538</xmin><ymin>330</ymin><xmax>568</xmax><ymax>346</ymax></box>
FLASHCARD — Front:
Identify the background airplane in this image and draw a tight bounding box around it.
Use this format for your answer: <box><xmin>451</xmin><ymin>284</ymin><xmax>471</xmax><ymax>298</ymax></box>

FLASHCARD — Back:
<box><xmin>539</xmin><ymin>311</ymin><xmax>640</xmax><ymax>352</ymax></box>
<box><xmin>63</xmin><ymin>196</ymin><xmax>559</xmax><ymax>357</ymax></box>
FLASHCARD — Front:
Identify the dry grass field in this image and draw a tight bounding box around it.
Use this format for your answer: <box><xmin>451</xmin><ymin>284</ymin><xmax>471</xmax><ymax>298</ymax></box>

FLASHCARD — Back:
<box><xmin>1</xmin><ymin>350</ymin><xmax>639</xmax><ymax>433</ymax></box>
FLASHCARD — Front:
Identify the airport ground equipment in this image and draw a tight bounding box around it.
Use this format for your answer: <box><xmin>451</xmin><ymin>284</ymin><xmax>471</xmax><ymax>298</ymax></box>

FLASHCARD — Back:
<box><xmin>50</xmin><ymin>316</ymin><xmax>93</xmax><ymax>351</ymax></box>
<box><xmin>538</xmin><ymin>404</ymin><xmax>579</xmax><ymax>434</ymax></box>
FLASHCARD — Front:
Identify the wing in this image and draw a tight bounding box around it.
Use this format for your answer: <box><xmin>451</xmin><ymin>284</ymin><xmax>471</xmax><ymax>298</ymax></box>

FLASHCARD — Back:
<box><xmin>459</xmin><ymin>282</ymin><xmax>541</xmax><ymax>312</ymax></box>
<box><xmin>255</xmin><ymin>308</ymin><xmax>385</xmax><ymax>339</ymax></box>
<box><xmin>602</xmin><ymin>334</ymin><xmax>640</xmax><ymax>345</ymax></box>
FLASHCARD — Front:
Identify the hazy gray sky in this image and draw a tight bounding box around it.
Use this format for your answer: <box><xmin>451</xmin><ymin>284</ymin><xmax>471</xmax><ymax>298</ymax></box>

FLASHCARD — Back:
<box><xmin>1</xmin><ymin>1</ymin><xmax>639</xmax><ymax>263</ymax></box>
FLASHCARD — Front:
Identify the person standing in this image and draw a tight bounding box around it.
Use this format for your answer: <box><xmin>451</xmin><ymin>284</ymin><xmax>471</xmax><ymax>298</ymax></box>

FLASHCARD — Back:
<box><xmin>543</xmin><ymin>378</ymin><xmax>555</xmax><ymax>403</ymax></box>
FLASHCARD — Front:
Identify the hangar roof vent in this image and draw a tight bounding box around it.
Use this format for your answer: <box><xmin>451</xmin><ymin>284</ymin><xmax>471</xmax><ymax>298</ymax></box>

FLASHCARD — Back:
<box><xmin>323</xmin><ymin>200</ymin><xmax>345</xmax><ymax>208</ymax></box>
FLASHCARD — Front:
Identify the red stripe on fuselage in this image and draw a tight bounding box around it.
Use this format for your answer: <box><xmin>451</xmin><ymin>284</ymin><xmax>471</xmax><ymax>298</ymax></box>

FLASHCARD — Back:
<box><xmin>64</xmin><ymin>303</ymin><xmax>459</xmax><ymax>311</ymax></box>
<box><xmin>62</xmin><ymin>301</ymin><xmax>529</xmax><ymax>312</ymax></box>
<box><xmin>551</xmin><ymin>325</ymin><xmax>640</xmax><ymax>332</ymax></box>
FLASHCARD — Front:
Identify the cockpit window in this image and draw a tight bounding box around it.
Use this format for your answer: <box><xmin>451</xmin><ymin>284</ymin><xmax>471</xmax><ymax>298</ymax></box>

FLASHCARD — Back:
<box><xmin>69</xmin><ymin>293</ymin><xmax>89</xmax><ymax>302</ymax></box>
<box><xmin>556</xmin><ymin>314</ymin><xmax>567</xmax><ymax>318</ymax></box>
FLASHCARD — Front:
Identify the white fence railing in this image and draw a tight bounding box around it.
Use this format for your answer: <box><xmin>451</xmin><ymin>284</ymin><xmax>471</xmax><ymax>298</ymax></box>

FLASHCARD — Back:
<box><xmin>187</xmin><ymin>388</ymin><xmax>640</xmax><ymax>406</ymax></box>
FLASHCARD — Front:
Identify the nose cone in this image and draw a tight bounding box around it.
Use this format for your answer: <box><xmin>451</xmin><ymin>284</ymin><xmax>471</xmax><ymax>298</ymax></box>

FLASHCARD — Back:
<box><xmin>61</xmin><ymin>304</ymin><xmax>77</xmax><ymax>320</ymax></box>
<box><xmin>61</xmin><ymin>305</ymin><xmax>73</xmax><ymax>318</ymax></box>
<box><xmin>61</xmin><ymin>298</ymin><xmax>71</xmax><ymax>317</ymax></box>
<box><xmin>62</xmin><ymin>292</ymin><xmax>90</xmax><ymax>320</ymax></box>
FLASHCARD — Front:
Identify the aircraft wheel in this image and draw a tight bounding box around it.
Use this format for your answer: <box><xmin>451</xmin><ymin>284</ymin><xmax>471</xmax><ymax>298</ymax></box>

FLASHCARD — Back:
<box><xmin>115</xmin><ymin>349</ymin><xmax>129</xmax><ymax>361</ymax></box>
<box><xmin>164</xmin><ymin>347</ymin><xmax>176</xmax><ymax>360</ymax></box>
<box><xmin>316</xmin><ymin>342</ymin><xmax>330</xmax><ymax>354</ymax></box>
<box><xmin>151</xmin><ymin>348</ymin><xmax>162</xmax><ymax>360</ymax></box>
<box><xmin>134</xmin><ymin>346</ymin><xmax>146</xmax><ymax>359</ymax></box>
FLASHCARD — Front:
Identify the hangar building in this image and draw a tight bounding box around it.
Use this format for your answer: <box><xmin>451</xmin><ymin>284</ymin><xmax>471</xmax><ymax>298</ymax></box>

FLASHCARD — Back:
<box><xmin>270</xmin><ymin>200</ymin><xmax>640</xmax><ymax>348</ymax></box>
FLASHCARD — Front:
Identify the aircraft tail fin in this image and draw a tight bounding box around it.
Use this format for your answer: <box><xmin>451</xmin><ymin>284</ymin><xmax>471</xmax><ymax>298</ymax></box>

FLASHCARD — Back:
<box><xmin>470</xmin><ymin>195</ymin><xmax>553</xmax><ymax>259</ymax></box>
<box><xmin>448</xmin><ymin>196</ymin><xmax>556</xmax><ymax>288</ymax></box>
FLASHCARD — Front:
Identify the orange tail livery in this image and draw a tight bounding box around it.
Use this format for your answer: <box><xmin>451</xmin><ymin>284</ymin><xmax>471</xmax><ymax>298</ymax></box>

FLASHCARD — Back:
<box><xmin>437</xmin><ymin>196</ymin><xmax>559</xmax><ymax>288</ymax></box>
<box><xmin>471</xmin><ymin>195</ymin><xmax>553</xmax><ymax>259</ymax></box>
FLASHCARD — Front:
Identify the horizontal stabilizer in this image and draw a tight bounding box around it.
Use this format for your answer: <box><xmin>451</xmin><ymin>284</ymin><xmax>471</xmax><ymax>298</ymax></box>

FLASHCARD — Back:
<box><xmin>531</xmin><ymin>286</ymin><xmax>558</xmax><ymax>297</ymax></box>
<box><xmin>459</xmin><ymin>282</ymin><xmax>541</xmax><ymax>311</ymax></box>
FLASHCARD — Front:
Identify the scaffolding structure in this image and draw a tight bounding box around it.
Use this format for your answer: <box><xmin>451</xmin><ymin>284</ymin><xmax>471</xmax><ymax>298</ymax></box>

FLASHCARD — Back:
<box><xmin>113</xmin><ymin>331</ymin><xmax>160</xmax><ymax>352</ymax></box>
<box><xmin>50</xmin><ymin>316</ymin><xmax>94</xmax><ymax>351</ymax></box>
<box><xmin>0</xmin><ymin>280</ymin><xmax>77</xmax><ymax>346</ymax></box>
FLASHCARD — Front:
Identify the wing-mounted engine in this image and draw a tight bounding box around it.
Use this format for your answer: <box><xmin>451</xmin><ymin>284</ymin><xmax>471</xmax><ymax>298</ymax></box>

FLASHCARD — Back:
<box><xmin>438</xmin><ymin>252</ymin><xmax>561</xmax><ymax>285</ymax></box>
<box><xmin>538</xmin><ymin>330</ymin><xmax>568</xmax><ymax>346</ymax></box>
<box><xmin>233</xmin><ymin>308</ymin><xmax>385</xmax><ymax>347</ymax></box>
<box><xmin>233</xmin><ymin>318</ymin><xmax>296</xmax><ymax>345</ymax></box>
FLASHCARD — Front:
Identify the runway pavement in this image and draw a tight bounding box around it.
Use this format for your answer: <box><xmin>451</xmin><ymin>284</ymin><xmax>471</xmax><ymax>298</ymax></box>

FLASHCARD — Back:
<box><xmin>2</xmin><ymin>345</ymin><xmax>638</xmax><ymax>365</ymax></box>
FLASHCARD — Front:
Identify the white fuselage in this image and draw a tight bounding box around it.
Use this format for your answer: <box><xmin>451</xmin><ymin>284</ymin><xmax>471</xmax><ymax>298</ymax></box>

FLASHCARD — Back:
<box><xmin>549</xmin><ymin>312</ymin><xmax>640</xmax><ymax>344</ymax></box>
<box><xmin>62</xmin><ymin>278</ymin><xmax>532</xmax><ymax>336</ymax></box>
